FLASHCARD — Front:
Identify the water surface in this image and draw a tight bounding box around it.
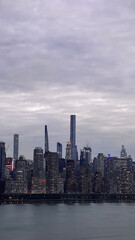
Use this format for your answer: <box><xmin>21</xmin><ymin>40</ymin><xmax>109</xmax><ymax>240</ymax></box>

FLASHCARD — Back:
<box><xmin>0</xmin><ymin>203</ymin><xmax>135</xmax><ymax>240</ymax></box>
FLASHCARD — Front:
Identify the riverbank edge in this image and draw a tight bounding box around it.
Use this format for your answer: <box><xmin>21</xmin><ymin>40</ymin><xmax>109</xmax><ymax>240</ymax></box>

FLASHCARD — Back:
<box><xmin>1</xmin><ymin>193</ymin><xmax>135</xmax><ymax>204</ymax></box>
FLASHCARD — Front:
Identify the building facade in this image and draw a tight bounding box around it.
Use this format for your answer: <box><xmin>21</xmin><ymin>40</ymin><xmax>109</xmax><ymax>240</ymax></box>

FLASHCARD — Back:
<box><xmin>46</xmin><ymin>152</ymin><xmax>59</xmax><ymax>194</ymax></box>
<box><xmin>0</xmin><ymin>142</ymin><xmax>6</xmax><ymax>180</ymax></box>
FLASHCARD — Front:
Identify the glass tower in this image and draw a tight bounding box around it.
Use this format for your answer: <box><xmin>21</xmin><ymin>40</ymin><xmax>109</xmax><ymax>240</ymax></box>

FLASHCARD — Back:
<box><xmin>13</xmin><ymin>134</ymin><xmax>19</xmax><ymax>162</ymax></box>
<box><xmin>70</xmin><ymin>115</ymin><xmax>76</xmax><ymax>162</ymax></box>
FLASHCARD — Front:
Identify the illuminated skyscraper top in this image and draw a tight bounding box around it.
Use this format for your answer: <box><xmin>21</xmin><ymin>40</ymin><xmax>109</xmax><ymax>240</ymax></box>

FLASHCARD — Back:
<box><xmin>70</xmin><ymin>115</ymin><xmax>76</xmax><ymax>161</ymax></box>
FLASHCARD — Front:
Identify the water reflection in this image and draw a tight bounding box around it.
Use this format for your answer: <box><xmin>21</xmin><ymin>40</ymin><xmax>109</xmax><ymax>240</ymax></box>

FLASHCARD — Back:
<box><xmin>0</xmin><ymin>203</ymin><xmax>135</xmax><ymax>240</ymax></box>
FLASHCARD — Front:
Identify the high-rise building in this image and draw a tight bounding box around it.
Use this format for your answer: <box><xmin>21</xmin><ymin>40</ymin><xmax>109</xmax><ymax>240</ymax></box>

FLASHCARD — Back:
<box><xmin>121</xmin><ymin>145</ymin><xmax>127</xmax><ymax>158</ymax></box>
<box><xmin>57</xmin><ymin>142</ymin><xmax>62</xmax><ymax>158</ymax></box>
<box><xmin>45</xmin><ymin>125</ymin><xmax>49</xmax><ymax>155</ymax></box>
<box><xmin>96</xmin><ymin>153</ymin><xmax>105</xmax><ymax>177</ymax></box>
<box><xmin>80</xmin><ymin>147</ymin><xmax>92</xmax><ymax>167</ymax></box>
<box><xmin>32</xmin><ymin>147</ymin><xmax>45</xmax><ymax>193</ymax></box>
<box><xmin>46</xmin><ymin>152</ymin><xmax>59</xmax><ymax>193</ymax></box>
<box><xmin>5</xmin><ymin>157</ymin><xmax>13</xmax><ymax>172</ymax></box>
<box><xmin>65</xmin><ymin>159</ymin><xmax>77</xmax><ymax>193</ymax></box>
<box><xmin>70</xmin><ymin>115</ymin><xmax>76</xmax><ymax>162</ymax></box>
<box><xmin>78</xmin><ymin>165</ymin><xmax>92</xmax><ymax>193</ymax></box>
<box><xmin>59</xmin><ymin>158</ymin><xmax>66</xmax><ymax>173</ymax></box>
<box><xmin>0</xmin><ymin>142</ymin><xmax>6</xmax><ymax>180</ymax></box>
<box><xmin>13</xmin><ymin>134</ymin><xmax>19</xmax><ymax>163</ymax></box>
<box><xmin>33</xmin><ymin>147</ymin><xmax>44</xmax><ymax>179</ymax></box>
<box><xmin>15</xmin><ymin>155</ymin><xmax>27</xmax><ymax>181</ymax></box>
<box><xmin>65</xmin><ymin>142</ymin><xmax>72</xmax><ymax>161</ymax></box>
<box><xmin>5</xmin><ymin>155</ymin><xmax>29</xmax><ymax>194</ymax></box>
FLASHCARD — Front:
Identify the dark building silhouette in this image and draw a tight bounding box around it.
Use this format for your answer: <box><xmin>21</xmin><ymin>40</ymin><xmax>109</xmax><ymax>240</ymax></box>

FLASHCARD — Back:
<box><xmin>104</xmin><ymin>157</ymin><xmax>121</xmax><ymax>193</ymax></box>
<box><xmin>93</xmin><ymin>172</ymin><xmax>103</xmax><ymax>193</ymax></box>
<box><xmin>13</xmin><ymin>134</ymin><xmax>19</xmax><ymax>165</ymax></box>
<box><xmin>46</xmin><ymin>152</ymin><xmax>59</xmax><ymax>193</ymax></box>
<box><xmin>59</xmin><ymin>158</ymin><xmax>66</xmax><ymax>173</ymax></box>
<box><xmin>92</xmin><ymin>157</ymin><xmax>97</xmax><ymax>175</ymax></box>
<box><xmin>33</xmin><ymin>147</ymin><xmax>44</xmax><ymax>179</ymax></box>
<box><xmin>33</xmin><ymin>147</ymin><xmax>45</xmax><ymax>193</ymax></box>
<box><xmin>45</xmin><ymin>125</ymin><xmax>49</xmax><ymax>155</ymax></box>
<box><xmin>78</xmin><ymin>165</ymin><xmax>92</xmax><ymax>193</ymax></box>
<box><xmin>57</xmin><ymin>142</ymin><xmax>62</xmax><ymax>158</ymax></box>
<box><xmin>0</xmin><ymin>142</ymin><xmax>6</xmax><ymax>180</ymax></box>
<box><xmin>65</xmin><ymin>159</ymin><xmax>77</xmax><ymax>193</ymax></box>
<box><xmin>80</xmin><ymin>147</ymin><xmax>92</xmax><ymax>167</ymax></box>
<box><xmin>96</xmin><ymin>153</ymin><xmax>105</xmax><ymax>177</ymax></box>
<box><xmin>70</xmin><ymin>115</ymin><xmax>76</xmax><ymax>162</ymax></box>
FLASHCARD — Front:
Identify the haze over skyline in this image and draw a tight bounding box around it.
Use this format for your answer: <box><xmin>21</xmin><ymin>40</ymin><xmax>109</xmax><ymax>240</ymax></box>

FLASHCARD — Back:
<box><xmin>1</xmin><ymin>0</ymin><xmax>135</xmax><ymax>159</ymax></box>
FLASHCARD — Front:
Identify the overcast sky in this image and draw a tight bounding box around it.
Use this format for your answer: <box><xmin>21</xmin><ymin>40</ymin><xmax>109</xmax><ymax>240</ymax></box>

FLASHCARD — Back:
<box><xmin>1</xmin><ymin>0</ymin><xmax>135</xmax><ymax>159</ymax></box>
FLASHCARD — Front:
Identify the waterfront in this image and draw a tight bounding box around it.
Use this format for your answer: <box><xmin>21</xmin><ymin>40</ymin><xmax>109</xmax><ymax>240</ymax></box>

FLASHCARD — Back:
<box><xmin>0</xmin><ymin>203</ymin><xmax>135</xmax><ymax>240</ymax></box>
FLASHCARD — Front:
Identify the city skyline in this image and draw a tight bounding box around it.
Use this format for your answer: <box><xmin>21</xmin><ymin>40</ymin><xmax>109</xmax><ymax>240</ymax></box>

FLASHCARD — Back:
<box><xmin>1</xmin><ymin>1</ymin><xmax>135</xmax><ymax>159</ymax></box>
<box><xmin>1</xmin><ymin>2</ymin><xmax>135</xmax><ymax>240</ymax></box>
<box><xmin>0</xmin><ymin>114</ymin><xmax>133</xmax><ymax>161</ymax></box>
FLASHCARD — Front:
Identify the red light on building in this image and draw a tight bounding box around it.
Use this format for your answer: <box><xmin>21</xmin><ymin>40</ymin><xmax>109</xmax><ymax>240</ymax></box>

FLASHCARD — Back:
<box><xmin>39</xmin><ymin>179</ymin><xmax>46</xmax><ymax>183</ymax></box>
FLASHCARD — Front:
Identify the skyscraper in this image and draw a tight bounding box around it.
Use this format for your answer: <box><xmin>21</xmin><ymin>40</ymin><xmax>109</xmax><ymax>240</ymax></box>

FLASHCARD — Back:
<box><xmin>0</xmin><ymin>142</ymin><xmax>6</xmax><ymax>180</ymax></box>
<box><xmin>5</xmin><ymin>157</ymin><xmax>13</xmax><ymax>172</ymax></box>
<box><xmin>65</xmin><ymin>142</ymin><xmax>72</xmax><ymax>161</ymax></box>
<box><xmin>57</xmin><ymin>142</ymin><xmax>62</xmax><ymax>158</ymax></box>
<box><xmin>45</xmin><ymin>125</ymin><xmax>49</xmax><ymax>155</ymax></box>
<box><xmin>80</xmin><ymin>147</ymin><xmax>92</xmax><ymax>167</ymax></box>
<box><xmin>33</xmin><ymin>147</ymin><xmax>45</xmax><ymax>193</ymax></box>
<box><xmin>14</xmin><ymin>155</ymin><xmax>28</xmax><ymax>193</ymax></box>
<box><xmin>78</xmin><ymin>165</ymin><xmax>92</xmax><ymax>193</ymax></box>
<box><xmin>65</xmin><ymin>159</ymin><xmax>77</xmax><ymax>193</ymax></box>
<box><xmin>70</xmin><ymin>115</ymin><xmax>76</xmax><ymax>162</ymax></box>
<box><xmin>33</xmin><ymin>147</ymin><xmax>44</xmax><ymax>179</ymax></box>
<box><xmin>13</xmin><ymin>134</ymin><xmax>19</xmax><ymax>161</ymax></box>
<box><xmin>46</xmin><ymin>152</ymin><xmax>59</xmax><ymax>193</ymax></box>
<box><xmin>121</xmin><ymin>145</ymin><xmax>127</xmax><ymax>158</ymax></box>
<box><xmin>96</xmin><ymin>153</ymin><xmax>105</xmax><ymax>177</ymax></box>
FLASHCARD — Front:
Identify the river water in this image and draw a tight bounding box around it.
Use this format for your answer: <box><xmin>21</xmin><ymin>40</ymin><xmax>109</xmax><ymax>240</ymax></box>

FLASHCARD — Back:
<box><xmin>0</xmin><ymin>202</ymin><xmax>135</xmax><ymax>240</ymax></box>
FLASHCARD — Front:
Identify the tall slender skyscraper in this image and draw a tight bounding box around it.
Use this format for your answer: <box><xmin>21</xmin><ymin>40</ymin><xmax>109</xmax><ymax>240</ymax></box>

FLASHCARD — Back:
<box><xmin>13</xmin><ymin>134</ymin><xmax>19</xmax><ymax>161</ymax></box>
<box><xmin>70</xmin><ymin>115</ymin><xmax>76</xmax><ymax>162</ymax></box>
<box><xmin>45</xmin><ymin>125</ymin><xmax>49</xmax><ymax>154</ymax></box>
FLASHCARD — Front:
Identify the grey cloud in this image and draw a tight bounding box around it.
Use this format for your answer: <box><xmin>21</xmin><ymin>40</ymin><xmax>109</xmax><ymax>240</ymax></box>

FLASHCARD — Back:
<box><xmin>1</xmin><ymin>0</ymin><xmax>135</xmax><ymax>158</ymax></box>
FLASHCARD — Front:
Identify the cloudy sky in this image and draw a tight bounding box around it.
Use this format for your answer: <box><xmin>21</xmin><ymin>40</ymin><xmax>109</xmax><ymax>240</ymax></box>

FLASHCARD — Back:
<box><xmin>1</xmin><ymin>0</ymin><xmax>135</xmax><ymax>159</ymax></box>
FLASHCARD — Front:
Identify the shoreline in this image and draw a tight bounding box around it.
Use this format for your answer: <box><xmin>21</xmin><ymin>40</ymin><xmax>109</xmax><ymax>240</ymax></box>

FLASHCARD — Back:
<box><xmin>1</xmin><ymin>193</ymin><xmax>135</xmax><ymax>204</ymax></box>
